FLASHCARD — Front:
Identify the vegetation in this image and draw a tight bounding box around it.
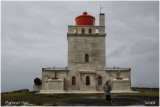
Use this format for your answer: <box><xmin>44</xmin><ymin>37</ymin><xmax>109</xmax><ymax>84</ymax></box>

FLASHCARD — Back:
<box><xmin>1</xmin><ymin>88</ymin><xmax>159</xmax><ymax>106</ymax></box>
<box><xmin>112</xmin><ymin>87</ymin><xmax>159</xmax><ymax>97</ymax></box>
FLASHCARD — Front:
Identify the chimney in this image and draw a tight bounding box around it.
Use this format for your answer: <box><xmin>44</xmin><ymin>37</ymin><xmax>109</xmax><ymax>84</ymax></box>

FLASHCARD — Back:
<box><xmin>99</xmin><ymin>13</ymin><xmax>105</xmax><ymax>26</ymax></box>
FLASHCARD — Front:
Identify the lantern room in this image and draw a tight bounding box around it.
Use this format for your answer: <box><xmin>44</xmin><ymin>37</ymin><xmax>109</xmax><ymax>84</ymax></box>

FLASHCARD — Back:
<box><xmin>75</xmin><ymin>12</ymin><xmax>95</xmax><ymax>26</ymax></box>
<box><xmin>67</xmin><ymin>12</ymin><xmax>105</xmax><ymax>34</ymax></box>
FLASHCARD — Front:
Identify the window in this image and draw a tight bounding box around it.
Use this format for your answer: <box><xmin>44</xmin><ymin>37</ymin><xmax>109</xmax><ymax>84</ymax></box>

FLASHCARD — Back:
<box><xmin>82</xmin><ymin>28</ymin><xmax>85</xmax><ymax>33</ymax></box>
<box><xmin>72</xmin><ymin>76</ymin><xmax>76</xmax><ymax>85</ymax></box>
<box><xmin>86</xmin><ymin>76</ymin><xmax>90</xmax><ymax>85</ymax></box>
<box><xmin>98</xmin><ymin>76</ymin><xmax>102</xmax><ymax>85</ymax></box>
<box><xmin>89</xmin><ymin>28</ymin><xmax>92</xmax><ymax>33</ymax></box>
<box><xmin>96</xmin><ymin>29</ymin><xmax>99</xmax><ymax>33</ymax></box>
<box><xmin>85</xmin><ymin>54</ymin><xmax>89</xmax><ymax>62</ymax></box>
<box><xmin>74</xmin><ymin>28</ymin><xmax>78</xmax><ymax>33</ymax></box>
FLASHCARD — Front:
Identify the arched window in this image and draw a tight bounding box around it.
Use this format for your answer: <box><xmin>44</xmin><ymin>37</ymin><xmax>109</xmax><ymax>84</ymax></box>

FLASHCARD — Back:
<box><xmin>96</xmin><ymin>29</ymin><xmax>99</xmax><ymax>33</ymax></box>
<box><xmin>85</xmin><ymin>54</ymin><xmax>89</xmax><ymax>62</ymax></box>
<box><xmin>72</xmin><ymin>76</ymin><xmax>76</xmax><ymax>85</ymax></box>
<box><xmin>86</xmin><ymin>76</ymin><xmax>90</xmax><ymax>85</ymax></box>
<box><xmin>98</xmin><ymin>76</ymin><xmax>102</xmax><ymax>85</ymax></box>
<box><xmin>74</xmin><ymin>28</ymin><xmax>78</xmax><ymax>33</ymax></box>
<box><xmin>89</xmin><ymin>28</ymin><xmax>92</xmax><ymax>33</ymax></box>
<box><xmin>82</xmin><ymin>28</ymin><xmax>85</xmax><ymax>33</ymax></box>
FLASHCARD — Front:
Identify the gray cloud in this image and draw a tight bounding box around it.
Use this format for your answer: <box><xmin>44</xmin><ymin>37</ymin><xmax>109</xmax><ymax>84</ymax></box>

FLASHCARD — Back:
<box><xmin>1</xmin><ymin>1</ymin><xmax>159</xmax><ymax>92</ymax></box>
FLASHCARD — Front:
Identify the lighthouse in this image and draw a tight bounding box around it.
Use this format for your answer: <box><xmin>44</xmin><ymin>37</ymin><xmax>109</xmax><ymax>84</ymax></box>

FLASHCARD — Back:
<box><xmin>35</xmin><ymin>12</ymin><xmax>131</xmax><ymax>93</ymax></box>
<box><xmin>66</xmin><ymin>12</ymin><xmax>107</xmax><ymax>91</ymax></box>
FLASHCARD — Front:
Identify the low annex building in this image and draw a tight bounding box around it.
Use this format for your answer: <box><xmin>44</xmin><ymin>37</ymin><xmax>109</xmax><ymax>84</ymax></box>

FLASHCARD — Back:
<box><xmin>33</xmin><ymin>12</ymin><xmax>131</xmax><ymax>93</ymax></box>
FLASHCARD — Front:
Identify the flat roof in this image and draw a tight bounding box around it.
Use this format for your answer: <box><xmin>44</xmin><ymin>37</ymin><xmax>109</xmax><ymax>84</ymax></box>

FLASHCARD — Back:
<box><xmin>43</xmin><ymin>67</ymin><xmax>68</xmax><ymax>71</ymax></box>
<box><xmin>42</xmin><ymin>66</ymin><xmax>130</xmax><ymax>71</ymax></box>
<box><xmin>106</xmin><ymin>67</ymin><xmax>131</xmax><ymax>71</ymax></box>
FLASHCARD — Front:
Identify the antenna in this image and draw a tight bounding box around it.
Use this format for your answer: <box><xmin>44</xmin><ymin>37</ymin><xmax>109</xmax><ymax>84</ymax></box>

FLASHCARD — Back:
<box><xmin>100</xmin><ymin>5</ymin><xmax>101</xmax><ymax>14</ymax></box>
<box><xmin>100</xmin><ymin>5</ymin><xmax>103</xmax><ymax>14</ymax></box>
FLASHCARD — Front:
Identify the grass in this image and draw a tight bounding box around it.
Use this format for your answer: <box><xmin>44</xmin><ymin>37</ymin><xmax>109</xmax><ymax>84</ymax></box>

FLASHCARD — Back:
<box><xmin>1</xmin><ymin>88</ymin><xmax>159</xmax><ymax>106</ymax></box>
<box><xmin>1</xmin><ymin>92</ymin><xmax>101</xmax><ymax>105</ymax></box>
<box><xmin>112</xmin><ymin>88</ymin><xmax>159</xmax><ymax>97</ymax></box>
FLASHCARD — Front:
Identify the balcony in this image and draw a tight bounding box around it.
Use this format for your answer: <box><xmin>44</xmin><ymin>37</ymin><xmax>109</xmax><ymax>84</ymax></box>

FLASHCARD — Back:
<box><xmin>67</xmin><ymin>25</ymin><xmax>106</xmax><ymax>35</ymax></box>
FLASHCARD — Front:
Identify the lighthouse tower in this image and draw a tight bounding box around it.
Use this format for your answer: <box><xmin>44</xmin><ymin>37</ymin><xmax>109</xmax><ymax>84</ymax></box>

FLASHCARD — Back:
<box><xmin>36</xmin><ymin>11</ymin><xmax>131</xmax><ymax>93</ymax></box>
<box><xmin>66</xmin><ymin>12</ymin><xmax>107</xmax><ymax>91</ymax></box>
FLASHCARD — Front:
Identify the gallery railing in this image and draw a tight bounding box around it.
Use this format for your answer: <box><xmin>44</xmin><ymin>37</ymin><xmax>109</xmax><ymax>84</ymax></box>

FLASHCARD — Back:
<box><xmin>43</xmin><ymin>66</ymin><xmax>68</xmax><ymax>70</ymax></box>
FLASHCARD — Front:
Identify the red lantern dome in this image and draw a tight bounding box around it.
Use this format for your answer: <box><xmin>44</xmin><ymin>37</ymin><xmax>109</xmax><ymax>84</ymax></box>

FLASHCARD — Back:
<box><xmin>75</xmin><ymin>12</ymin><xmax>95</xmax><ymax>26</ymax></box>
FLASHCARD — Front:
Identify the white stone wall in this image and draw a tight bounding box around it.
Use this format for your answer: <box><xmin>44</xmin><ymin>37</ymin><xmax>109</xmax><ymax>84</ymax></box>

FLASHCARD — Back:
<box><xmin>41</xmin><ymin>70</ymin><xmax>68</xmax><ymax>91</ymax></box>
<box><xmin>106</xmin><ymin>70</ymin><xmax>131</xmax><ymax>80</ymax></box>
<box><xmin>112</xmin><ymin>79</ymin><xmax>130</xmax><ymax>90</ymax></box>
<box><xmin>33</xmin><ymin>85</ymin><xmax>42</xmax><ymax>91</ymax></box>
<box><xmin>43</xmin><ymin>78</ymin><xmax>64</xmax><ymax>90</ymax></box>
<box><xmin>67</xmin><ymin>35</ymin><xmax>106</xmax><ymax>71</ymax></box>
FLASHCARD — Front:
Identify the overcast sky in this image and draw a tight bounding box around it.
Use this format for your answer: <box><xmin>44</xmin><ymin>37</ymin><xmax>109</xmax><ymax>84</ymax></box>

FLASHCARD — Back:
<box><xmin>1</xmin><ymin>1</ymin><xmax>159</xmax><ymax>92</ymax></box>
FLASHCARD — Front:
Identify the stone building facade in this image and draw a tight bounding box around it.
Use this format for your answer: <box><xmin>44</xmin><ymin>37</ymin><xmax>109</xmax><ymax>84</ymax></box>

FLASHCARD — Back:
<box><xmin>33</xmin><ymin>12</ymin><xmax>131</xmax><ymax>93</ymax></box>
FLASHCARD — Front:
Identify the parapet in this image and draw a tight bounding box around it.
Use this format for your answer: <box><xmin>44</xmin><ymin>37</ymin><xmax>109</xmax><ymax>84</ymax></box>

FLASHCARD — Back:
<box><xmin>67</xmin><ymin>25</ymin><xmax>106</xmax><ymax>35</ymax></box>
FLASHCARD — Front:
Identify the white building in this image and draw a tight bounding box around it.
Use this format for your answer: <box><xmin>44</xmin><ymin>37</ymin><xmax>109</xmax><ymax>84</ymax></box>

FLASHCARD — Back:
<box><xmin>33</xmin><ymin>12</ymin><xmax>131</xmax><ymax>93</ymax></box>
